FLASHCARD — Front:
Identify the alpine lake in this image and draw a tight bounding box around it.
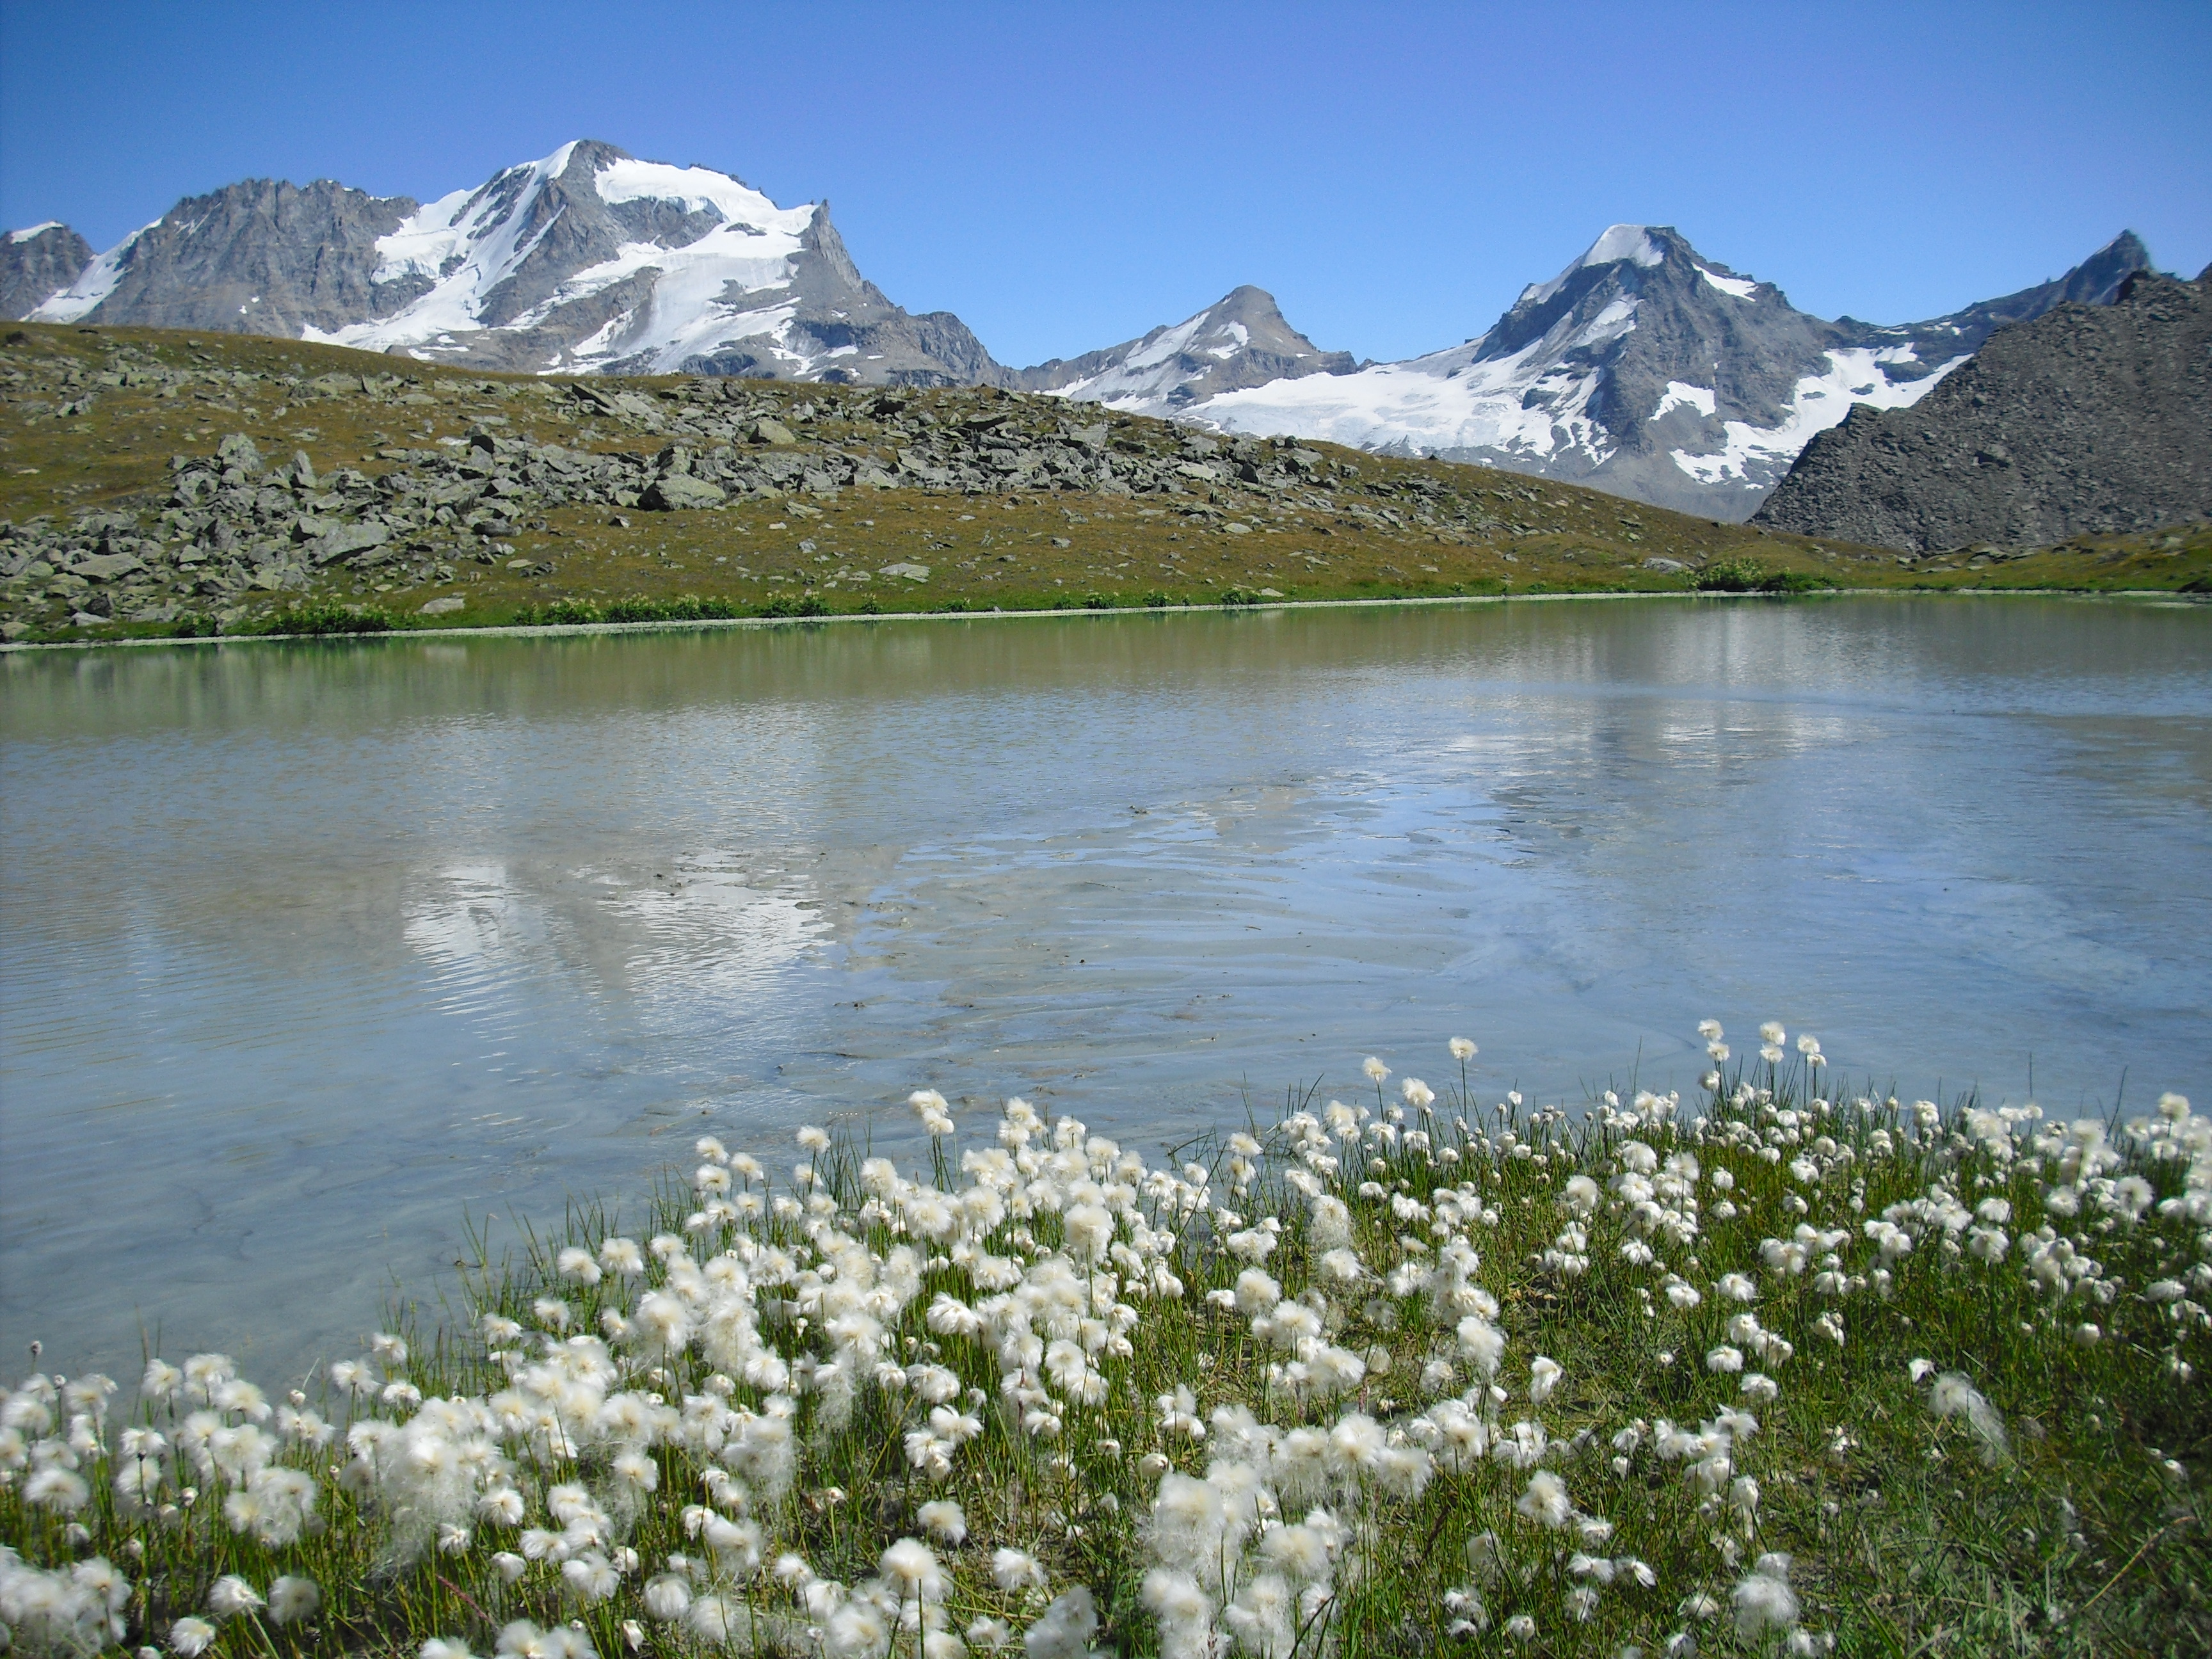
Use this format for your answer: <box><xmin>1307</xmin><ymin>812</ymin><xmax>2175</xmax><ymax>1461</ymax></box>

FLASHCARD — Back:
<box><xmin>1</xmin><ymin>592</ymin><xmax>2208</xmax><ymax>1383</ymax></box>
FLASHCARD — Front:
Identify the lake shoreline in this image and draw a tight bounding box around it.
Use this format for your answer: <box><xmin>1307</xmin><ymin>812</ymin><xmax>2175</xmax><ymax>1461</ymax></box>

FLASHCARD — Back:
<box><xmin>4</xmin><ymin>583</ymin><xmax>2206</xmax><ymax>655</ymax></box>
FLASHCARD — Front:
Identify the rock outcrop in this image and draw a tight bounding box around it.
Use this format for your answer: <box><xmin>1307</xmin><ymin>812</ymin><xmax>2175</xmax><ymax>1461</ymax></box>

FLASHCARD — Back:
<box><xmin>1753</xmin><ymin>267</ymin><xmax>2211</xmax><ymax>550</ymax></box>
<box><xmin>0</xmin><ymin>351</ymin><xmax>1372</xmax><ymax>630</ymax></box>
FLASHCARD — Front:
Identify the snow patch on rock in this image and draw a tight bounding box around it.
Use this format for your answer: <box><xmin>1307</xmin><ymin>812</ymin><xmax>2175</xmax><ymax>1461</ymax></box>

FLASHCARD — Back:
<box><xmin>1670</xmin><ymin>347</ymin><xmax>1966</xmax><ymax>489</ymax></box>
<box><xmin>1652</xmin><ymin>381</ymin><xmax>1717</xmax><ymax>421</ymax></box>
<box><xmin>595</xmin><ymin>157</ymin><xmax>782</xmax><ymax>222</ymax></box>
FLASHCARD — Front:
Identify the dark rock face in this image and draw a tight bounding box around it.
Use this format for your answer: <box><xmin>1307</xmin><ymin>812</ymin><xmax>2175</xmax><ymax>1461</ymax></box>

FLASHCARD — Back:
<box><xmin>62</xmin><ymin>179</ymin><xmax>425</xmax><ymax>336</ymax></box>
<box><xmin>1753</xmin><ymin>269</ymin><xmax>2211</xmax><ymax>550</ymax></box>
<box><xmin>1014</xmin><ymin>285</ymin><xmax>1355</xmax><ymax>412</ymax></box>
<box><xmin>28</xmin><ymin>141</ymin><xmax>1004</xmax><ymax>387</ymax></box>
<box><xmin>2</xmin><ymin>223</ymin><xmax>95</xmax><ymax>319</ymax></box>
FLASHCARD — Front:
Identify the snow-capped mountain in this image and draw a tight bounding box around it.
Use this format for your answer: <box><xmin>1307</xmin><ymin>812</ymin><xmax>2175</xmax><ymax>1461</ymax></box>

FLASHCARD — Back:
<box><xmin>1</xmin><ymin>221</ymin><xmax>93</xmax><ymax>321</ymax></box>
<box><xmin>6</xmin><ymin>145</ymin><xmax>2158</xmax><ymax>521</ymax></box>
<box><xmin>1013</xmin><ymin>285</ymin><xmax>1354</xmax><ymax>413</ymax></box>
<box><xmin>1178</xmin><ymin>227</ymin><xmax>2151</xmax><ymax>520</ymax></box>
<box><xmin>12</xmin><ymin>141</ymin><xmax>1002</xmax><ymax>385</ymax></box>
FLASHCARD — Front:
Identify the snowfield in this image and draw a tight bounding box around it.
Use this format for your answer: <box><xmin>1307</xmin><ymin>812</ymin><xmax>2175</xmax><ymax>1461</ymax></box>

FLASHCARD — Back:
<box><xmin>1191</xmin><ymin>291</ymin><xmax>1640</xmax><ymax>468</ymax></box>
<box><xmin>1697</xmin><ymin>266</ymin><xmax>1760</xmax><ymax>300</ymax></box>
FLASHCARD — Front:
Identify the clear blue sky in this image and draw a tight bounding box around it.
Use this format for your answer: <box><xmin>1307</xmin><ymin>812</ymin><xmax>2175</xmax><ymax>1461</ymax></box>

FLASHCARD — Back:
<box><xmin>3</xmin><ymin>1</ymin><xmax>2206</xmax><ymax>368</ymax></box>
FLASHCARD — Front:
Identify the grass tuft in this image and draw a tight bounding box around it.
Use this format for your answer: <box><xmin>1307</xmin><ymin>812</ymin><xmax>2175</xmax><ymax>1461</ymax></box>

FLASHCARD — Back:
<box><xmin>253</xmin><ymin>598</ymin><xmax>394</xmax><ymax>636</ymax></box>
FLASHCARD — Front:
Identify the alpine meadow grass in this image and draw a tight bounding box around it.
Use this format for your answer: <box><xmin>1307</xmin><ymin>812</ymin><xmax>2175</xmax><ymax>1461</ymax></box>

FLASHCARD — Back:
<box><xmin>2</xmin><ymin>1023</ymin><xmax>2205</xmax><ymax>1656</ymax></box>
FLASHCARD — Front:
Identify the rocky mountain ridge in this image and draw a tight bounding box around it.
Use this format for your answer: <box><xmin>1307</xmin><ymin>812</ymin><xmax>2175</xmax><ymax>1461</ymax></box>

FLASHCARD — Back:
<box><xmin>1753</xmin><ymin>265</ymin><xmax>2211</xmax><ymax>549</ymax></box>
<box><xmin>3</xmin><ymin>143</ymin><xmax>2165</xmax><ymax>520</ymax></box>
<box><xmin>1174</xmin><ymin>227</ymin><xmax>2153</xmax><ymax>520</ymax></box>
<box><xmin>7</xmin><ymin>141</ymin><xmax>1002</xmax><ymax>387</ymax></box>
<box><xmin>0</xmin><ymin>339</ymin><xmax>1389</xmax><ymax>632</ymax></box>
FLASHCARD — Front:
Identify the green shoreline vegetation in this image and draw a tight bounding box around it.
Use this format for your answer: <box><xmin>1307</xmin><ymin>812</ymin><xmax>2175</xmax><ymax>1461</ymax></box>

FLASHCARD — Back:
<box><xmin>3</xmin><ymin>321</ymin><xmax>2208</xmax><ymax>652</ymax></box>
<box><xmin>3</xmin><ymin>1023</ymin><xmax>2206</xmax><ymax>1656</ymax></box>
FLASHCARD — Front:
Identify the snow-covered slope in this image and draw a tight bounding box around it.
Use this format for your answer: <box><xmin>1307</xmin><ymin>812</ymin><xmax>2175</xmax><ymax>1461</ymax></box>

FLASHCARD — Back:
<box><xmin>1013</xmin><ymin>285</ymin><xmax>1354</xmax><ymax>414</ymax></box>
<box><xmin>1182</xmin><ymin>227</ymin><xmax>2153</xmax><ymax>520</ymax></box>
<box><xmin>24</xmin><ymin>141</ymin><xmax>1003</xmax><ymax>386</ymax></box>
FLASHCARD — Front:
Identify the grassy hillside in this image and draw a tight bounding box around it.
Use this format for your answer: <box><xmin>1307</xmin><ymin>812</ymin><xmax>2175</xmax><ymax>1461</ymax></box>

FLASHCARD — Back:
<box><xmin>3</xmin><ymin>321</ymin><xmax>2206</xmax><ymax>646</ymax></box>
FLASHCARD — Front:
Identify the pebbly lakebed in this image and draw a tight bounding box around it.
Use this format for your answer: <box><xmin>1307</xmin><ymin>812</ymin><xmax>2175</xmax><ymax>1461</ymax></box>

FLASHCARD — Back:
<box><xmin>2</xmin><ymin>593</ymin><xmax>2207</xmax><ymax>1383</ymax></box>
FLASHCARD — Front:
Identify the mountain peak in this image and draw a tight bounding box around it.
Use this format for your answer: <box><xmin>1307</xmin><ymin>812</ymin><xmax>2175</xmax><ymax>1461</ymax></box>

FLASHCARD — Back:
<box><xmin>1519</xmin><ymin>223</ymin><xmax>1670</xmax><ymax>295</ymax></box>
<box><xmin>1016</xmin><ymin>285</ymin><xmax>1352</xmax><ymax>415</ymax></box>
<box><xmin>1581</xmin><ymin>223</ymin><xmax>1668</xmax><ymax>268</ymax></box>
<box><xmin>2062</xmin><ymin>230</ymin><xmax>2152</xmax><ymax>304</ymax></box>
<box><xmin>1848</xmin><ymin>231</ymin><xmax>2157</xmax><ymax>347</ymax></box>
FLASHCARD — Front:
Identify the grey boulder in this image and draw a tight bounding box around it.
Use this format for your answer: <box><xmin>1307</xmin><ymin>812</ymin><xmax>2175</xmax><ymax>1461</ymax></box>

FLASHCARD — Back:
<box><xmin>309</xmin><ymin>523</ymin><xmax>392</xmax><ymax>564</ymax></box>
<box><xmin>641</xmin><ymin>475</ymin><xmax>727</xmax><ymax>511</ymax></box>
<box><xmin>72</xmin><ymin>551</ymin><xmax>147</xmax><ymax>581</ymax></box>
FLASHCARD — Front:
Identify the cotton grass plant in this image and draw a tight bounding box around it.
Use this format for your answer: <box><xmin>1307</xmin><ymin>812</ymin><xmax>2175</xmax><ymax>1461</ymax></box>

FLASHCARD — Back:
<box><xmin>3</xmin><ymin>1022</ymin><xmax>2206</xmax><ymax>1656</ymax></box>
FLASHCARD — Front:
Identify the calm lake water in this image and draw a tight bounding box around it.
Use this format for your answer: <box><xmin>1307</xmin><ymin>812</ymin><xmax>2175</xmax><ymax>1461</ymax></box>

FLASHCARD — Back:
<box><xmin>3</xmin><ymin>596</ymin><xmax>2208</xmax><ymax>1384</ymax></box>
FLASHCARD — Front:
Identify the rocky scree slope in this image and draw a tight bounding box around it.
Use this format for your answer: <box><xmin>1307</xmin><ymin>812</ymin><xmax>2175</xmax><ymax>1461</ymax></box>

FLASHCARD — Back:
<box><xmin>1180</xmin><ymin>228</ymin><xmax>2154</xmax><ymax>522</ymax></box>
<box><xmin>12</xmin><ymin>141</ymin><xmax>1002</xmax><ymax>386</ymax></box>
<box><xmin>3</xmin><ymin>326</ymin><xmax>1903</xmax><ymax>640</ymax></box>
<box><xmin>1754</xmin><ymin>266</ymin><xmax>2212</xmax><ymax>550</ymax></box>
